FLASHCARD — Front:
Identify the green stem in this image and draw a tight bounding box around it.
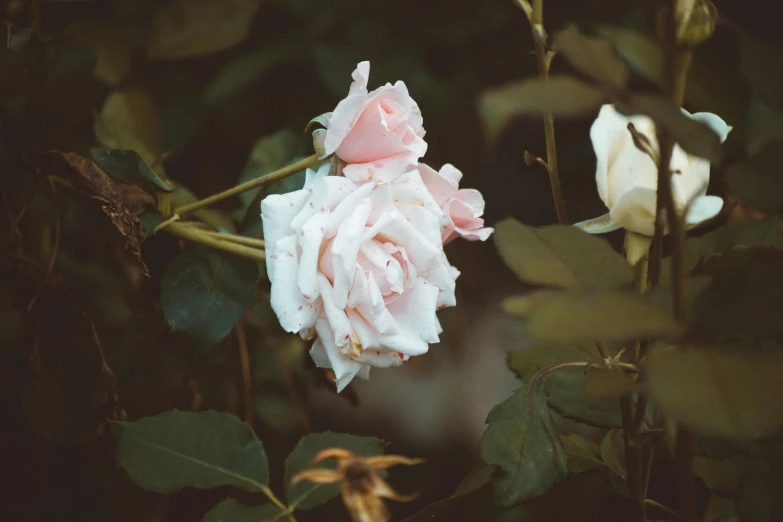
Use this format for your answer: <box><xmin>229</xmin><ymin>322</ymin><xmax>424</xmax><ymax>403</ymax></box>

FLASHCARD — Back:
<box><xmin>165</xmin><ymin>222</ymin><xmax>265</xmax><ymax>262</ymax></box>
<box><xmin>174</xmin><ymin>154</ymin><xmax>321</xmax><ymax>218</ymax></box>
<box><xmin>199</xmin><ymin>230</ymin><xmax>265</xmax><ymax>248</ymax></box>
<box><xmin>260</xmin><ymin>485</ymin><xmax>297</xmax><ymax>522</ymax></box>
<box><xmin>658</xmin><ymin>1</ymin><xmax>697</xmax><ymax>520</ymax></box>
<box><xmin>529</xmin><ymin>1</ymin><xmax>569</xmax><ymax>225</ymax></box>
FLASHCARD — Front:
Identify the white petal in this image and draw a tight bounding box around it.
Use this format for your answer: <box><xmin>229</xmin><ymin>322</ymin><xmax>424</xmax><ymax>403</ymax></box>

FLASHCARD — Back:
<box><xmin>573</xmin><ymin>213</ymin><xmax>623</xmax><ymax>234</ymax></box>
<box><xmin>261</xmin><ymin>189</ymin><xmax>309</xmax><ymax>280</ymax></box>
<box><xmin>268</xmin><ymin>235</ymin><xmax>320</xmax><ymax>333</ymax></box>
<box><xmin>383</xmin><ymin>277</ymin><xmax>440</xmax><ymax>350</ymax></box>
<box><xmin>326</xmin><ymin>180</ymin><xmax>375</xmax><ymax>237</ymax></box>
<box><xmin>290</xmin><ymin>176</ymin><xmax>355</xmax><ymax>232</ymax></box>
<box><xmin>689</xmin><ymin>112</ymin><xmax>733</xmax><ymax>143</ymax></box>
<box><xmin>331</xmin><ymin>198</ymin><xmax>373</xmax><ymax>309</ymax></box>
<box><xmin>609</xmin><ymin>186</ymin><xmax>658</xmax><ymax>236</ymax></box>
<box><xmin>625</xmin><ymin>231</ymin><xmax>653</xmax><ymax>266</ymax></box>
<box><xmin>315</xmin><ymin>319</ymin><xmax>363</xmax><ymax>392</ymax></box>
<box><xmin>685</xmin><ymin>195</ymin><xmax>724</xmax><ymax>228</ymax></box>
<box><xmin>297</xmin><ymin>212</ymin><xmax>328</xmax><ymax>302</ymax></box>
<box><xmin>317</xmin><ymin>274</ymin><xmax>352</xmax><ymax>347</ymax></box>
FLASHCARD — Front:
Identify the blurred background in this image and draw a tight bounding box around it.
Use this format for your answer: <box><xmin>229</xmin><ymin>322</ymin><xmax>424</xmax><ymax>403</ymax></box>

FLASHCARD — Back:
<box><xmin>1</xmin><ymin>0</ymin><xmax>781</xmax><ymax>520</ymax></box>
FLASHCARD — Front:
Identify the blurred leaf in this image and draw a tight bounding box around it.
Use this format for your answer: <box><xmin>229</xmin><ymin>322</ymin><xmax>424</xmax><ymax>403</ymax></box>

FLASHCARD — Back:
<box><xmin>140</xmin><ymin>211</ymin><xmax>163</xmax><ymax>241</ymax></box>
<box><xmin>114</xmin><ymin>410</ymin><xmax>269</xmax><ymax>493</ymax></box>
<box><xmin>684</xmin><ymin>218</ymin><xmax>783</xmax><ymax>272</ymax></box>
<box><xmin>479</xmin><ymin>76</ymin><xmax>606</xmax><ymax>144</ymax></box>
<box><xmin>694</xmin><ymin>457</ymin><xmax>740</xmax><ymax>496</ymax></box>
<box><xmin>401</xmin><ymin>466</ymin><xmax>496</xmax><ymax>522</ymax></box>
<box><xmin>524</xmin><ymin>291</ymin><xmax>680</xmax><ymax>343</ymax></box>
<box><xmin>703</xmin><ymin>494</ymin><xmax>739</xmax><ymax>522</ymax></box>
<box><xmin>690</xmin><ymin>250</ymin><xmax>783</xmax><ymax>340</ymax></box>
<box><xmin>737</xmin><ymin>27</ymin><xmax>783</xmax><ymax>114</ymax></box>
<box><xmin>600</xmin><ymin>430</ymin><xmax>630</xmax><ymax>497</ymax></box>
<box><xmin>508</xmin><ymin>344</ymin><xmax>622</xmax><ymax>428</ymax></box>
<box><xmin>581</xmin><ymin>367</ymin><xmax>636</xmax><ymax>399</ymax></box>
<box><xmin>553</xmin><ymin>24</ymin><xmax>628</xmax><ymax>89</ymax></box>
<box><xmin>480</xmin><ymin>378</ymin><xmax>568</xmax><ymax>506</ymax></box>
<box><xmin>493</xmin><ymin>219</ymin><xmax>633</xmax><ymax>291</ymax></box>
<box><xmin>161</xmin><ymin>247</ymin><xmax>258</xmax><ymax>345</ymax></box>
<box><xmin>284</xmin><ymin>432</ymin><xmax>388</xmax><ymax>510</ymax></box>
<box><xmin>647</xmin><ymin>346</ymin><xmax>783</xmax><ymax>439</ymax></box>
<box><xmin>254</xmin><ymin>394</ymin><xmax>301</xmax><ymax>432</ymax></box>
<box><xmin>66</xmin><ymin>22</ymin><xmax>132</xmax><ymax>86</ymax></box>
<box><xmin>618</xmin><ymin>93</ymin><xmax>723</xmax><ymax>162</ymax></box>
<box><xmin>94</xmin><ymin>88</ymin><xmax>163</xmax><ymax>170</ymax></box>
<box><xmin>204</xmin><ymin>44</ymin><xmax>305</xmax><ymax>104</ymax></box>
<box><xmin>560</xmin><ymin>434</ymin><xmax>605</xmax><ymax>473</ymax></box>
<box><xmin>594</xmin><ymin>25</ymin><xmax>663</xmax><ymax>86</ymax></box>
<box><xmin>146</xmin><ymin>0</ymin><xmax>262</xmax><ymax>60</ymax></box>
<box><xmin>0</xmin><ymin>23</ymin><xmax>46</xmax><ymax>150</ymax></box>
<box><xmin>36</xmin><ymin>151</ymin><xmax>156</xmax><ymax>274</ymax></box>
<box><xmin>90</xmin><ymin>149</ymin><xmax>173</xmax><ymax>192</ymax></box>
<box><xmin>202</xmin><ymin>498</ymin><xmax>282</xmax><ymax>522</ymax></box>
<box><xmin>736</xmin><ymin>474</ymin><xmax>774</xmax><ymax>522</ymax></box>
<box><xmin>235</xmin><ymin>129</ymin><xmax>304</xmax><ymax>222</ymax></box>
<box><xmin>725</xmin><ymin>142</ymin><xmax>783</xmax><ymax>213</ymax></box>
<box><xmin>161</xmin><ymin>94</ymin><xmax>207</xmax><ymax>155</ymax></box>
<box><xmin>744</xmin><ymin>97</ymin><xmax>783</xmax><ymax>155</ymax></box>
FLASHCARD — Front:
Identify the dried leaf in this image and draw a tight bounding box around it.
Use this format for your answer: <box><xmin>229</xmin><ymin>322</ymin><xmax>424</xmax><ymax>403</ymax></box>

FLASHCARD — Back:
<box><xmin>38</xmin><ymin>151</ymin><xmax>156</xmax><ymax>274</ymax></box>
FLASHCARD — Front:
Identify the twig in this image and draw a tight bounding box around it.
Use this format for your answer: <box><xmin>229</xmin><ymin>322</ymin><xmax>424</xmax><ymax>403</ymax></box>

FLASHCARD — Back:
<box><xmin>173</xmin><ymin>155</ymin><xmax>321</xmax><ymax>218</ymax></box>
<box><xmin>164</xmin><ymin>222</ymin><xmax>266</xmax><ymax>262</ymax></box>
<box><xmin>236</xmin><ymin>321</ymin><xmax>253</xmax><ymax>426</ymax></box>
<box><xmin>527</xmin><ymin>0</ymin><xmax>569</xmax><ymax>224</ymax></box>
<box><xmin>644</xmin><ymin>499</ymin><xmax>681</xmax><ymax>520</ymax></box>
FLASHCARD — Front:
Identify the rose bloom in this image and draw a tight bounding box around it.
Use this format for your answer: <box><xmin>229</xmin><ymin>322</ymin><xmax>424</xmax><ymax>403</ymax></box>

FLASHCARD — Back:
<box><xmin>261</xmin><ymin>164</ymin><xmax>461</xmax><ymax>392</ymax></box>
<box><xmin>591</xmin><ymin>104</ymin><xmax>731</xmax><ymax>236</ymax></box>
<box><xmin>324</xmin><ymin>61</ymin><xmax>427</xmax><ymax>184</ymax></box>
<box><xmin>419</xmin><ymin>163</ymin><xmax>494</xmax><ymax>244</ymax></box>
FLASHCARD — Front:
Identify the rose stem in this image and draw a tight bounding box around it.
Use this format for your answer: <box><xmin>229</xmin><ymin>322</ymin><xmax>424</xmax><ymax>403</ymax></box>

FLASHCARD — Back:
<box><xmin>656</xmin><ymin>1</ymin><xmax>697</xmax><ymax>521</ymax></box>
<box><xmin>530</xmin><ymin>0</ymin><xmax>569</xmax><ymax>225</ymax></box>
<box><xmin>164</xmin><ymin>222</ymin><xmax>266</xmax><ymax>262</ymax></box>
<box><xmin>172</xmin><ymin>154</ymin><xmax>322</xmax><ymax>219</ymax></box>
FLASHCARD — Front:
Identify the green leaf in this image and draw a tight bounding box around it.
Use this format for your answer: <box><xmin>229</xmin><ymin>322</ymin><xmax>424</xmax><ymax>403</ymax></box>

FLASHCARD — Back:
<box><xmin>114</xmin><ymin>410</ymin><xmax>269</xmax><ymax>493</ymax></box>
<box><xmin>690</xmin><ymin>250</ymin><xmax>783</xmax><ymax>340</ymax></box>
<box><xmin>737</xmin><ymin>25</ymin><xmax>783</xmax><ymax>114</ymax></box>
<box><xmin>202</xmin><ymin>499</ymin><xmax>282</xmax><ymax>522</ymax></box>
<box><xmin>684</xmin><ymin>218</ymin><xmax>783</xmax><ymax>272</ymax></box>
<box><xmin>146</xmin><ymin>0</ymin><xmax>262</xmax><ymax>60</ymax></box>
<box><xmin>599</xmin><ymin>430</ymin><xmax>630</xmax><ymax>498</ymax></box>
<box><xmin>647</xmin><ymin>346</ymin><xmax>783</xmax><ymax>439</ymax></box>
<box><xmin>479</xmin><ymin>76</ymin><xmax>606</xmax><ymax>144</ymax></box>
<box><xmin>725</xmin><ymin>142</ymin><xmax>783</xmax><ymax>213</ymax></box>
<box><xmin>161</xmin><ymin>246</ymin><xmax>259</xmax><ymax>345</ymax></box>
<box><xmin>553</xmin><ymin>24</ymin><xmax>629</xmax><ymax>89</ymax></box>
<box><xmin>493</xmin><ymin>219</ymin><xmax>633</xmax><ymax>291</ymax></box>
<box><xmin>284</xmin><ymin>432</ymin><xmax>388</xmax><ymax>510</ymax></box>
<box><xmin>204</xmin><ymin>44</ymin><xmax>304</xmax><ymax>104</ymax></box>
<box><xmin>594</xmin><ymin>25</ymin><xmax>663</xmax><ymax>86</ymax></box>
<box><xmin>508</xmin><ymin>344</ymin><xmax>622</xmax><ymax>428</ymax></box>
<box><xmin>693</xmin><ymin>457</ymin><xmax>740</xmax><ymax>496</ymax></box>
<box><xmin>581</xmin><ymin>367</ymin><xmax>636</xmax><ymax>399</ymax></box>
<box><xmin>524</xmin><ymin>292</ymin><xmax>680</xmax><ymax>343</ymax></box>
<box><xmin>618</xmin><ymin>93</ymin><xmax>723</xmax><ymax>162</ymax></box>
<box><xmin>90</xmin><ymin>149</ymin><xmax>172</xmax><ymax>192</ymax></box>
<box><xmin>703</xmin><ymin>494</ymin><xmax>739</xmax><ymax>522</ymax></box>
<box><xmin>560</xmin><ymin>434</ymin><xmax>605</xmax><ymax>473</ymax></box>
<box><xmin>480</xmin><ymin>379</ymin><xmax>568</xmax><ymax>506</ymax></box>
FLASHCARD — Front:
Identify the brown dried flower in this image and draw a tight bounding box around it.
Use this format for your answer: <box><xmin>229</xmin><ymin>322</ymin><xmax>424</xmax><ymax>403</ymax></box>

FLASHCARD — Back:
<box><xmin>290</xmin><ymin>448</ymin><xmax>423</xmax><ymax>522</ymax></box>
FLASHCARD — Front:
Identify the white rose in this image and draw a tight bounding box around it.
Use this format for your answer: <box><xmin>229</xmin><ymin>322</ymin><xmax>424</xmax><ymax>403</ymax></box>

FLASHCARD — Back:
<box><xmin>590</xmin><ymin>104</ymin><xmax>731</xmax><ymax>236</ymax></box>
<box><xmin>261</xmin><ymin>164</ymin><xmax>459</xmax><ymax>392</ymax></box>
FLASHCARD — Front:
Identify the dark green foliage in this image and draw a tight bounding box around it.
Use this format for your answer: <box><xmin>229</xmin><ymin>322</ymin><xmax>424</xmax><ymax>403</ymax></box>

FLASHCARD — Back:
<box><xmin>161</xmin><ymin>247</ymin><xmax>259</xmax><ymax>345</ymax></box>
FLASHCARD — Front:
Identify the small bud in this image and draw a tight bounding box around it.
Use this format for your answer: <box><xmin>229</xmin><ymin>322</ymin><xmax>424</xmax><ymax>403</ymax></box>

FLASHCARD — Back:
<box><xmin>657</xmin><ymin>0</ymin><xmax>718</xmax><ymax>48</ymax></box>
<box><xmin>523</xmin><ymin>150</ymin><xmax>538</xmax><ymax>167</ymax></box>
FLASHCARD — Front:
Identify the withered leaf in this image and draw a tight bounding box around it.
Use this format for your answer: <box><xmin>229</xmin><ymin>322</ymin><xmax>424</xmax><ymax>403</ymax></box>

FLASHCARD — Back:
<box><xmin>38</xmin><ymin>151</ymin><xmax>156</xmax><ymax>275</ymax></box>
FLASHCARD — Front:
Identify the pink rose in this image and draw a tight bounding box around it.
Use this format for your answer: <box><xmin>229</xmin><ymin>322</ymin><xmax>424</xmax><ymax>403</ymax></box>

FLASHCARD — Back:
<box><xmin>324</xmin><ymin>61</ymin><xmax>427</xmax><ymax>184</ymax></box>
<box><xmin>418</xmin><ymin>163</ymin><xmax>494</xmax><ymax>244</ymax></box>
<box><xmin>261</xmin><ymin>163</ymin><xmax>458</xmax><ymax>392</ymax></box>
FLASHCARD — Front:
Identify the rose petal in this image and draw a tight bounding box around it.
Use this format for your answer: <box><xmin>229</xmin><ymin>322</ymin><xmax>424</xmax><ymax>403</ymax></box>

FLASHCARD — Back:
<box><xmin>609</xmin><ymin>186</ymin><xmax>658</xmax><ymax>236</ymax></box>
<box><xmin>269</xmin><ymin>235</ymin><xmax>320</xmax><ymax>333</ymax></box>
<box><xmin>261</xmin><ymin>189</ymin><xmax>310</xmax><ymax>280</ymax></box>
<box><xmin>685</xmin><ymin>195</ymin><xmax>724</xmax><ymax>227</ymax></box>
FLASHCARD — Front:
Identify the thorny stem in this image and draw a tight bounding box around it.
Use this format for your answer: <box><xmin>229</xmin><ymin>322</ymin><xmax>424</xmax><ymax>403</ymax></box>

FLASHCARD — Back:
<box><xmin>164</xmin><ymin>222</ymin><xmax>266</xmax><ymax>262</ymax></box>
<box><xmin>528</xmin><ymin>1</ymin><xmax>569</xmax><ymax>225</ymax></box>
<box><xmin>172</xmin><ymin>154</ymin><xmax>321</xmax><ymax>218</ymax></box>
<box><xmin>657</xmin><ymin>1</ymin><xmax>697</xmax><ymax>520</ymax></box>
